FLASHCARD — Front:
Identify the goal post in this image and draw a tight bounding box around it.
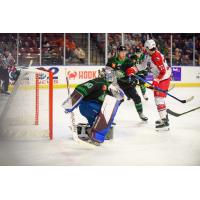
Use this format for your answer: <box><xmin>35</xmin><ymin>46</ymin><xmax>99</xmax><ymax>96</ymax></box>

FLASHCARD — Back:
<box><xmin>0</xmin><ymin>67</ymin><xmax>53</xmax><ymax>140</ymax></box>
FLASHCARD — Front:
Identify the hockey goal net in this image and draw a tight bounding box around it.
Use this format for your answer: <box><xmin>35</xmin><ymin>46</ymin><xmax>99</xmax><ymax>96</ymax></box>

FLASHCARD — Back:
<box><xmin>0</xmin><ymin>67</ymin><xmax>53</xmax><ymax>140</ymax></box>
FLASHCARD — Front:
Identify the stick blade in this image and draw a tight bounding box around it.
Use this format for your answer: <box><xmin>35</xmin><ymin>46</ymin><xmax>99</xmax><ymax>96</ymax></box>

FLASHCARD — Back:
<box><xmin>186</xmin><ymin>96</ymin><xmax>194</xmax><ymax>103</ymax></box>
<box><xmin>166</xmin><ymin>109</ymin><xmax>181</xmax><ymax>117</ymax></box>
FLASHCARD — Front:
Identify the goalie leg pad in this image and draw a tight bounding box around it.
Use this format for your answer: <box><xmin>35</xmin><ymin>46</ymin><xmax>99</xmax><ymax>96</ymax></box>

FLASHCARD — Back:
<box><xmin>91</xmin><ymin>95</ymin><xmax>120</xmax><ymax>143</ymax></box>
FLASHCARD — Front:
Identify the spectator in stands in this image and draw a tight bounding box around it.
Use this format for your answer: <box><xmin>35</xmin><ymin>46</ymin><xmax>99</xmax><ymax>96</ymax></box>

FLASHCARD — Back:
<box><xmin>65</xmin><ymin>46</ymin><xmax>73</xmax><ymax>62</ymax></box>
<box><xmin>68</xmin><ymin>39</ymin><xmax>76</xmax><ymax>50</ymax></box>
<box><xmin>173</xmin><ymin>48</ymin><xmax>182</xmax><ymax>66</ymax></box>
<box><xmin>108</xmin><ymin>46</ymin><xmax>117</xmax><ymax>58</ymax></box>
<box><xmin>195</xmin><ymin>54</ymin><xmax>200</xmax><ymax>66</ymax></box>
<box><xmin>183</xmin><ymin>55</ymin><xmax>190</xmax><ymax>66</ymax></box>
<box><xmin>74</xmin><ymin>46</ymin><xmax>86</xmax><ymax>64</ymax></box>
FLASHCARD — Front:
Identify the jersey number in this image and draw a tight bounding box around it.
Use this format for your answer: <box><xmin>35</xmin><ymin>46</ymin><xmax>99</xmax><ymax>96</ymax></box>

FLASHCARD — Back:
<box><xmin>84</xmin><ymin>82</ymin><xmax>93</xmax><ymax>89</ymax></box>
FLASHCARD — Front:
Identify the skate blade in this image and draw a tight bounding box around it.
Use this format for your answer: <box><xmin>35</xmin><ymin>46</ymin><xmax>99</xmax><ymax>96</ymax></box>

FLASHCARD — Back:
<box><xmin>78</xmin><ymin>134</ymin><xmax>89</xmax><ymax>140</ymax></box>
<box><xmin>140</xmin><ymin>118</ymin><xmax>148</xmax><ymax>122</ymax></box>
<box><xmin>156</xmin><ymin>127</ymin><xmax>170</xmax><ymax>132</ymax></box>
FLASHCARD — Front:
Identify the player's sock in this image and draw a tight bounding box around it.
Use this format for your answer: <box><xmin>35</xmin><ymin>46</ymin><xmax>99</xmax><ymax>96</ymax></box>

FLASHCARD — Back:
<box><xmin>140</xmin><ymin>85</ymin><xmax>148</xmax><ymax>100</ymax></box>
<box><xmin>135</xmin><ymin>103</ymin><xmax>148</xmax><ymax>121</ymax></box>
<box><xmin>135</xmin><ymin>102</ymin><xmax>143</xmax><ymax>113</ymax></box>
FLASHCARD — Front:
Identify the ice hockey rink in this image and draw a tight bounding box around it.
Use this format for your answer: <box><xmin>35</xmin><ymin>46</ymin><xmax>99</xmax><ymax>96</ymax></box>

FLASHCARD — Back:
<box><xmin>0</xmin><ymin>86</ymin><xmax>200</xmax><ymax>166</ymax></box>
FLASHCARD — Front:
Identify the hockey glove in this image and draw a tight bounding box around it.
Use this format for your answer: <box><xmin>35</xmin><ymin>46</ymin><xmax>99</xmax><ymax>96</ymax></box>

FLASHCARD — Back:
<box><xmin>126</xmin><ymin>66</ymin><xmax>138</xmax><ymax>76</ymax></box>
<box><xmin>108</xmin><ymin>83</ymin><xmax>125</xmax><ymax>101</ymax></box>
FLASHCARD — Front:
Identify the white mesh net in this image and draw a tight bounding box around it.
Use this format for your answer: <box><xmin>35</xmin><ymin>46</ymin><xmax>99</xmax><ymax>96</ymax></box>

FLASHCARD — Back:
<box><xmin>0</xmin><ymin>67</ymin><xmax>52</xmax><ymax>139</ymax></box>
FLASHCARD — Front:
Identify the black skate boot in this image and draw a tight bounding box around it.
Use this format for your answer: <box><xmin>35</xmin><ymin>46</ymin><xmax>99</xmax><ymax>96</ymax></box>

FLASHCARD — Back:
<box><xmin>156</xmin><ymin>118</ymin><xmax>170</xmax><ymax>131</ymax></box>
<box><xmin>155</xmin><ymin>119</ymin><xmax>162</xmax><ymax>125</ymax></box>
<box><xmin>1</xmin><ymin>90</ymin><xmax>10</xmax><ymax>95</ymax></box>
<box><xmin>155</xmin><ymin>114</ymin><xmax>169</xmax><ymax>125</ymax></box>
<box><xmin>139</xmin><ymin>112</ymin><xmax>148</xmax><ymax>121</ymax></box>
<box><xmin>77</xmin><ymin>123</ymin><xmax>89</xmax><ymax>140</ymax></box>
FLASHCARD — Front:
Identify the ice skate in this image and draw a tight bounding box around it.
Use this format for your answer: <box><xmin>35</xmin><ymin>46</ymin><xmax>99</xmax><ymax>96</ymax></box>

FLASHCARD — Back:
<box><xmin>156</xmin><ymin>118</ymin><xmax>170</xmax><ymax>131</ymax></box>
<box><xmin>77</xmin><ymin>123</ymin><xmax>90</xmax><ymax>139</ymax></box>
<box><xmin>155</xmin><ymin>119</ymin><xmax>162</xmax><ymax>125</ymax></box>
<box><xmin>142</xmin><ymin>93</ymin><xmax>148</xmax><ymax>101</ymax></box>
<box><xmin>155</xmin><ymin>114</ymin><xmax>169</xmax><ymax>125</ymax></box>
<box><xmin>139</xmin><ymin>112</ymin><xmax>148</xmax><ymax>121</ymax></box>
<box><xmin>81</xmin><ymin>127</ymin><xmax>101</xmax><ymax>146</ymax></box>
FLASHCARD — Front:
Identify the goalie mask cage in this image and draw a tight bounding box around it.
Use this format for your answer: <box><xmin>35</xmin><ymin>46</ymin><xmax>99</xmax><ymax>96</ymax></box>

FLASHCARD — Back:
<box><xmin>0</xmin><ymin>67</ymin><xmax>53</xmax><ymax>140</ymax></box>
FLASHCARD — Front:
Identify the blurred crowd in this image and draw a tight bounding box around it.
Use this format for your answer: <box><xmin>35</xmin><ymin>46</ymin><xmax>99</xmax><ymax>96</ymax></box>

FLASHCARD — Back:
<box><xmin>0</xmin><ymin>33</ymin><xmax>200</xmax><ymax>66</ymax></box>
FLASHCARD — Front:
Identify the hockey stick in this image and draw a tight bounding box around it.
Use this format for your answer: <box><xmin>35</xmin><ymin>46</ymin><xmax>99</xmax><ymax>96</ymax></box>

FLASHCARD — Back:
<box><xmin>65</xmin><ymin>76</ymin><xmax>79</xmax><ymax>142</ymax></box>
<box><xmin>65</xmin><ymin>77</ymin><xmax>95</xmax><ymax>148</ymax></box>
<box><xmin>167</xmin><ymin>106</ymin><xmax>200</xmax><ymax>117</ymax></box>
<box><xmin>146</xmin><ymin>82</ymin><xmax>175</xmax><ymax>92</ymax></box>
<box><xmin>134</xmin><ymin>74</ymin><xmax>194</xmax><ymax>103</ymax></box>
<box><xmin>168</xmin><ymin>83</ymin><xmax>175</xmax><ymax>92</ymax></box>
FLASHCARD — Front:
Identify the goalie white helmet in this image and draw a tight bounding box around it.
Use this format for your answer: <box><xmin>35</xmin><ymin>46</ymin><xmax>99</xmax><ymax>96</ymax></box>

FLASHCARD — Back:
<box><xmin>99</xmin><ymin>67</ymin><xmax>116</xmax><ymax>83</ymax></box>
<box><xmin>105</xmin><ymin>67</ymin><xmax>115</xmax><ymax>83</ymax></box>
<box><xmin>144</xmin><ymin>39</ymin><xmax>156</xmax><ymax>50</ymax></box>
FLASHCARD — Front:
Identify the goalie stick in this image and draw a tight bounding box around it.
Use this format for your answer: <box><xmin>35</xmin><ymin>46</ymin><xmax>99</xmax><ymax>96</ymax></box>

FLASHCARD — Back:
<box><xmin>167</xmin><ymin>106</ymin><xmax>200</xmax><ymax>117</ymax></box>
<box><xmin>64</xmin><ymin>77</ymin><xmax>95</xmax><ymax>148</ymax></box>
<box><xmin>134</xmin><ymin>74</ymin><xmax>194</xmax><ymax>103</ymax></box>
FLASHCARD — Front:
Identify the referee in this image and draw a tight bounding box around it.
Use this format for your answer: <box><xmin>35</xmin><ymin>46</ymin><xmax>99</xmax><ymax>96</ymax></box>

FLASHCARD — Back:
<box><xmin>0</xmin><ymin>53</ymin><xmax>10</xmax><ymax>95</ymax></box>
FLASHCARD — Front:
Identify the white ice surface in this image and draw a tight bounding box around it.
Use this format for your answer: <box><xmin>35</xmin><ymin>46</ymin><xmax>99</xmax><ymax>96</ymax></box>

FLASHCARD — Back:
<box><xmin>0</xmin><ymin>87</ymin><xmax>200</xmax><ymax>165</ymax></box>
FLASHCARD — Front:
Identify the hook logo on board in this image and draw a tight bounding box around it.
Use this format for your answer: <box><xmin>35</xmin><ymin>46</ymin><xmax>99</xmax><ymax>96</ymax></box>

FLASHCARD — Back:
<box><xmin>67</xmin><ymin>71</ymin><xmax>78</xmax><ymax>80</ymax></box>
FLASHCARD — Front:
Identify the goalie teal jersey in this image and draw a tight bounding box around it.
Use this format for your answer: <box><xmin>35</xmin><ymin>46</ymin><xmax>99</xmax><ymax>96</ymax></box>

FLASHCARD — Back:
<box><xmin>75</xmin><ymin>78</ymin><xmax>111</xmax><ymax>103</ymax></box>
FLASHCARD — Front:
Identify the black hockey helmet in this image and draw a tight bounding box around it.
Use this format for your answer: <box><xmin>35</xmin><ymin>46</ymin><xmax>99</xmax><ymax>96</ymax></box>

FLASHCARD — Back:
<box><xmin>133</xmin><ymin>46</ymin><xmax>142</xmax><ymax>53</ymax></box>
<box><xmin>117</xmin><ymin>45</ymin><xmax>127</xmax><ymax>52</ymax></box>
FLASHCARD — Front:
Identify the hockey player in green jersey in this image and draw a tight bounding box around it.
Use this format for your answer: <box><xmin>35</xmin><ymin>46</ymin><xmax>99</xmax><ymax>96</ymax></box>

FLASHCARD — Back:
<box><xmin>106</xmin><ymin>45</ymin><xmax>148</xmax><ymax>121</ymax></box>
<box><xmin>128</xmin><ymin>46</ymin><xmax>149</xmax><ymax>101</ymax></box>
<box><xmin>62</xmin><ymin>68</ymin><xmax>124</xmax><ymax>146</ymax></box>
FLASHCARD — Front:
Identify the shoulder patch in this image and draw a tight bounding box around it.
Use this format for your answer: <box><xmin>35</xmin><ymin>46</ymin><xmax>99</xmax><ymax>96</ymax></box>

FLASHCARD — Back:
<box><xmin>102</xmin><ymin>84</ymin><xmax>107</xmax><ymax>91</ymax></box>
<box><xmin>112</xmin><ymin>63</ymin><xmax>116</xmax><ymax>68</ymax></box>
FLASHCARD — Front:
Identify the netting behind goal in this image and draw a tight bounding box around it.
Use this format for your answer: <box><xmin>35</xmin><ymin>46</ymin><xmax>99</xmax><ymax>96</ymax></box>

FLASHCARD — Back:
<box><xmin>0</xmin><ymin>67</ymin><xmax>53</xmax><ymax>139</ymax></box>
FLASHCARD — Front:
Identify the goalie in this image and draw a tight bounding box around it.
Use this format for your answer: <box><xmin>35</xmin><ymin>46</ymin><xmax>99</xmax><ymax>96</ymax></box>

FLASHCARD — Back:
<box><xmin>62</xmin><ymin>68</ymin><xmax>124</xmax><ymax>146</ymax></box>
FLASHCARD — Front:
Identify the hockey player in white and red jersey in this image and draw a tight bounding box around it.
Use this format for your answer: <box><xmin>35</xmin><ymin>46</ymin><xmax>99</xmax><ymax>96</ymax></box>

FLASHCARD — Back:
<box><xmin>126</xmin><ymin>39</ymin><xmax>172</xmax><ymax>131</ymax></box>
